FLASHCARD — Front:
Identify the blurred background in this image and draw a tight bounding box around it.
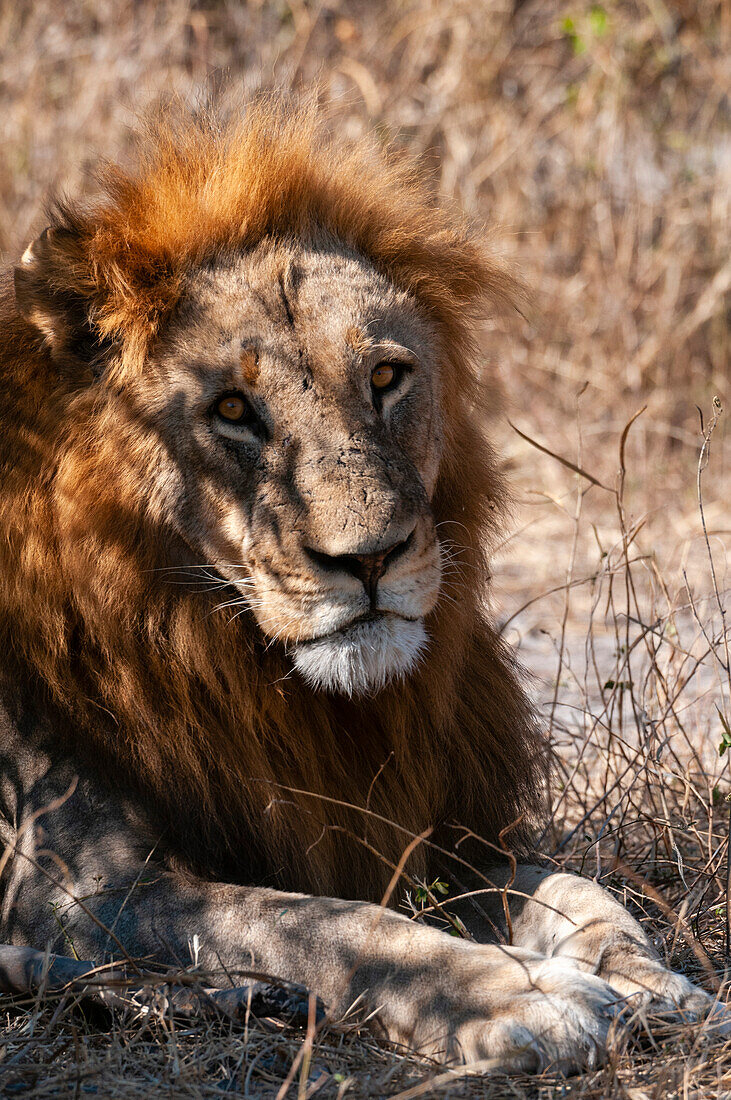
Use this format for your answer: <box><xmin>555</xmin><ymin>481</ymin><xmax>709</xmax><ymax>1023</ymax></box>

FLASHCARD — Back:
<box><xmin>0</xmin><ymin>0</ymin><xmax>729</xmax><ymax>827</ymax></box>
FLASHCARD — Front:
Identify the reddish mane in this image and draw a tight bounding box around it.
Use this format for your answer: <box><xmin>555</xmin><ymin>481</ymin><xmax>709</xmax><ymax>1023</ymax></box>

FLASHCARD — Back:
<box><xmin>0</xmin><ymin>100</ymin><xmax>545</xmax><ymax>899</ymax></box>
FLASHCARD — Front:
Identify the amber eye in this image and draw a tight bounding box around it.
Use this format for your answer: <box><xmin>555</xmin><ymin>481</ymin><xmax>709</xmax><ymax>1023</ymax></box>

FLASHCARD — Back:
<box><xmin>371</xmin><ymin>363</ymin><xmax>397</xmax><ymax>390</ymax></box>
<box><xmin>216</xmin><ymin>394</ymin><xmax>247</xmax><ymax>422</ymax></box>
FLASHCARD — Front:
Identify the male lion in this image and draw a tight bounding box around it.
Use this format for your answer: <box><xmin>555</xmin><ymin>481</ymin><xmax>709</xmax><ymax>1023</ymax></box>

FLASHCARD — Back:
<box><xmin>0</xmin><ymin>102</ymin><xmax>722</xmax><ymax>1072</ymax></box>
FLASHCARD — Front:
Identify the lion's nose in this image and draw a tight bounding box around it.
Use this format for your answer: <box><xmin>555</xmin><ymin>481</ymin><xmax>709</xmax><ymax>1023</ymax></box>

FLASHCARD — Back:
<box><xmin>305</xmin><ymin>531</ymin><xmax>414</xmax><ymax>606</ymax></box>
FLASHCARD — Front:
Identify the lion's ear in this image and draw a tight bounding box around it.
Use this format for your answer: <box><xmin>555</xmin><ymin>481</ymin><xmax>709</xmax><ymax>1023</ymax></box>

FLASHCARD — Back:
<box><xmin>14</xmin><ymin>226</ymin><xmax>108</xmax><ymax>373</ymax></box>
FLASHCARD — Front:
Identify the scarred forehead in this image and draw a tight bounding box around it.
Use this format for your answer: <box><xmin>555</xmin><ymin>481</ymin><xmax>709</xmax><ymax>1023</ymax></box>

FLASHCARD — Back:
<box><xmin>162</xmin><ymin>242</ymin><xmax>436</xmax><ymax>382</ymax></box>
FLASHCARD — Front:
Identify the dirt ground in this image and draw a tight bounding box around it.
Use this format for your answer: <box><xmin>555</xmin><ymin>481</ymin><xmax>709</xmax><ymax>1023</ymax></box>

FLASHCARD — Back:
<box><xmin>0</xmin><ymin>1</ymin><xmax>729</xmax><ymax>1096</ymax></box>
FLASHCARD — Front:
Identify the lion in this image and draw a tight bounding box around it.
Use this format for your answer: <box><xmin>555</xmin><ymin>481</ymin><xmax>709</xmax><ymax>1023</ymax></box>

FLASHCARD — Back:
<box><xmin>0</xmin><ymin>100</ymin><xmax>723</xmax><ymax>1072</ymax></box>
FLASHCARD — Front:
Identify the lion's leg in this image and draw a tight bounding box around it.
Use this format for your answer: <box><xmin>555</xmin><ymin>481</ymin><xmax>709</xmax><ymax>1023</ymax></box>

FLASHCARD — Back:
<box><xmin>466</xmin><ymin>864</ymin><xmax>723</xmax><ymax>1020</ymax></box>
<box><xmin>0</xmin><ymin>942</ymin><xmax>317</xmax><ymax>1025</ymax></box>
<box><xmin>5</xmin><ymin>834</ymin><xmax>622</xmax><ymax>1071</ymax></box>
<box><xmin>0</xmin><ymin>749</ymin><xmax>705</xmax><ymax>1070</ymax></box>
<box><xmin>0</xmin><ymin>944</ymin><xmax>98</xmax><ymax>993</ymax></box>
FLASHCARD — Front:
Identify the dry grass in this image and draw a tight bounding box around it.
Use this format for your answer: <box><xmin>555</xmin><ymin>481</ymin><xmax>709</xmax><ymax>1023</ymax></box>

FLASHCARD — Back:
<box><xmin>0</xmin><ymin>0</ymin><xmax>729</xmax><ymax>1096</ymax></box>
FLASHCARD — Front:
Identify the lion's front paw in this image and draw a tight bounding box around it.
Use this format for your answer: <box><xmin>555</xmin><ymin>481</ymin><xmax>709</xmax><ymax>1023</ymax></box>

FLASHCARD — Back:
<box><xmin>600</xmin><ymin>954</ymin><xmax>730</xmax><ymax>1032</ymax></box>
<box><xmin>403</xmin><ymin>951</ymin><xmax>620</xmax><ymax>1074</ymax></box>
<box><xmin>464</xmin><ymin>956</ymin><xmax>620</xmax><ymax>1073</ymax></box>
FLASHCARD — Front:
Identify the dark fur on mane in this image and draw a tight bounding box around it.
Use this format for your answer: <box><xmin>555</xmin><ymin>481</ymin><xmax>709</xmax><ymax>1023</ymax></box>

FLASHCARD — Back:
<box><xmin>0</xmin><ymin>99</ymin><xmax>546</xmax><ymax>900</ymax></box>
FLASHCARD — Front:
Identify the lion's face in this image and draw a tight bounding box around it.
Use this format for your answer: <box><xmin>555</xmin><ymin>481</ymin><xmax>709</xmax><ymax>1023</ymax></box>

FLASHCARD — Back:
<box><xmin>137</xmin><ymin>244</ymin><xmax>444</xmax><ymax>695</ymax></box>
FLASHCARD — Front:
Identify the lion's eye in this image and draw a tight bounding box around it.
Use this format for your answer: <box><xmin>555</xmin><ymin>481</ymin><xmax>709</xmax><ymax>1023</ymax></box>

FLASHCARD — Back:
<box><xmin>212</xmin><ymin>391</ymin><xmax>260</xmax><ymax>424</ymax></box>
<box><xmin>371</xmin><ymin>362</ymin><xmax>406</xmax><ymax>396</ymax></box>
<box><xmin>371</xmin><ymin>364</ymin><xmax>395</xmax><ymax>389</ymax></box>
<box><xmin>216</xmin><ymin>393</ymin><xmax>249</xmax><ymax>422</ymax></box>
<box><xmin>211</xmin><ymin>391</ymin><xmax>264</xmax><ymax>438</ymax></box>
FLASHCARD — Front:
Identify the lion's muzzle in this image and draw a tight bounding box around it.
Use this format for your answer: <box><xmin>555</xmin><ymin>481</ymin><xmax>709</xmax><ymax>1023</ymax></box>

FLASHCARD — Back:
<box><xmin>291</xmin><ymin>613</ymin><xmax>428</xmax><ymax>696</ymax></box>
<box><xmin>240</xmin><ymin>519</ymin><xmax>441</xmax><ymax>696</ymax></box>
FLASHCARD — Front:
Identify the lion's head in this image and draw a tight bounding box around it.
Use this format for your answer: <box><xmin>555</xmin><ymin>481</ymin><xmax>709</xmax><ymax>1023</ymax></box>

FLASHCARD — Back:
<box><xmin>105</xmin><ymin>243</ymin><xmax>442</xmax><ymax>698</ymax></box>
<box><xmin>22</xmin><ymin>238</ymin><xmax>445</xmax><ymax>697</ymax></box>
<box><xmin>1</xmin><ymin>100</ymin><xmax>542</xmax><ymax>896</ymax></box>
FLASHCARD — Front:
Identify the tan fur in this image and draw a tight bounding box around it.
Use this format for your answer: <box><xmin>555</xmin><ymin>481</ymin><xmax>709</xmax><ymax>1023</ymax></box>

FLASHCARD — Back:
<box><xmin>1</xmin><ymin>99</ymin><xmax>543</xmax><ymax>902</ymax></box>
<box><xmin>239</xmin><ymin>347</ymin><xmax>259</xmax><ymax>385</ymax></box>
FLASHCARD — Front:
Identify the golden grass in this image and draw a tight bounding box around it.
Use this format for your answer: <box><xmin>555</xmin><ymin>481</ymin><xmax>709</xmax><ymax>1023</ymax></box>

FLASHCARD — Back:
<box><xmin>0</xmin><ymin>0</ymin><xmax>729</xmax><ymax>1095</ymax></box>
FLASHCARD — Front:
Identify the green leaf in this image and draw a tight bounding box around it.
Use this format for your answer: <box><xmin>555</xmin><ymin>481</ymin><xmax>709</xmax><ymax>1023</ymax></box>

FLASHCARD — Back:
<box><xmin>589</xmin><ymin>6</ymin><xmax>608</xmax><ymax>36</ymax></box>
<box><xmin>717</xmin><ymin>706</ymin><xmax>731</xmax><ymax>756</ymax></box>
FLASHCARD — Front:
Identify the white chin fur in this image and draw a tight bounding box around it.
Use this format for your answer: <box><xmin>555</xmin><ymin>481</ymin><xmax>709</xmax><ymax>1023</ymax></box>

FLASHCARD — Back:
<box><xmin>292</xmin><ymin>616</ymin><xmax>427</xmax><ymax>696</ymax></box>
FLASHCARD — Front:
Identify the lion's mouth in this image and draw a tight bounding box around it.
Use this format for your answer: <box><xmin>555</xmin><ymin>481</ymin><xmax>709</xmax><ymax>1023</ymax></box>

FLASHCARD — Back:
<box><xmin>291</xmin><ymin>614</ymin><xmax>428</xmax><ymax>696</ymax></box>
<box><xmin>298</xmin><ymin>609</ymin><xmax>418</xmax><ymax>648</ymax></box>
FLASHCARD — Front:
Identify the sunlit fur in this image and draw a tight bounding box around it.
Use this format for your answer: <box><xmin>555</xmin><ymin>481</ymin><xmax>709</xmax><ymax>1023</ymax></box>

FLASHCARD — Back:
<box><xmin>0</xmin><ymin>98</ymin><xmax>546</xmax><ymax>901</ymax></box>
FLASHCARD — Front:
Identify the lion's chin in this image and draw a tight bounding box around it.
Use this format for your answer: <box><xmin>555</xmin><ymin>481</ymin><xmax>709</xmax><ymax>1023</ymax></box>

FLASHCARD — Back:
<box><xmin>291</xmin><ymin>616</ymin><xmax>427</xmax><ymax>697</ymax></box>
